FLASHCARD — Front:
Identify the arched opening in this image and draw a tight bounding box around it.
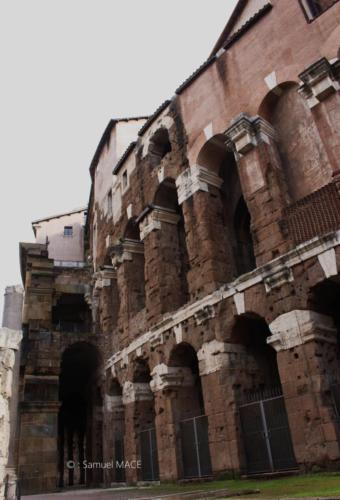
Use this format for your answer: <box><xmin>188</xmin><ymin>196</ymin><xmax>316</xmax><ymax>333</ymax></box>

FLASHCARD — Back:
<box><xmin>169</xmin><ymin>343</ymin><xmax>212</xmax><ymax>478</ymax></box>
<box><xmin>107</xmin><ymin>377</ymin><xmax>123</xmax><ymax>397</ymax></box>
<box><xmin>58</xmin><ymin>342</ymin><xmax>102</xmax><ymax>488</ymax></box>
<box><xmin>124</xmin><ymin>218</ymin><xmax>140</xmax><ymax>241</ymax></box>
<box><xmin>132</xmin><ymin>359</ymin><xmax>159</xmax><ymax>481</ymax></box>
<box><xmin>231</xmin><ymin>313</ymin><xmax>296</xmax><ymax>474</ymax></box>
<box><xmin>308</xmin><ymin>278</ymin><xmax>340</xmax><ymax>420</ymax></box>
<box><xmin>148</xmin><ymin>128</ymin><xmax>172</xmax><ymax>168</ymax></box>
<box><xmin>231</xmin><ymin>313</ymin><xmax>280</xmax><ymax>397</ymax></box>
<box><xmin>153</xmin><ymin>179</ymin><xmax>190</xmax><ymax>305</ymax></box>
<box><xmin>197</xmin><ymin>136</ymin><xmax>256</xmax><ymax>278</ymax></box>
<box><xmin>169</xmin><ymin>343</ymin><xmax>204</xmax><ymax>417</ymax></box>
<box><xmin>123</xmin><ymin>218</ymin><xmax>145</xmax><ymax>313</ymax></box>
<box><xmin>260</xmin><ymin>83</ymin><xmax>331</xmax><ymax>202</ymax></box>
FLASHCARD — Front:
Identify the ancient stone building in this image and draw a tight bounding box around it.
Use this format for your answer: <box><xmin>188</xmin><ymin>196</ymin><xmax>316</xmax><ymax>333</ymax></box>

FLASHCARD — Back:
<box><xmin>17</xmin><ymin>0</ymin><xmax>340</xmax><ymax>495</ymax></box>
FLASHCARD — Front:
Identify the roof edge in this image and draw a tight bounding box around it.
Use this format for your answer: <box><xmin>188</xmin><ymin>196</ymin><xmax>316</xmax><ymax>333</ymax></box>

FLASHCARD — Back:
<box><xmin>32</xmin><ymin>206</ymin><xmax>87</xmax><ymax>225</ymax></box>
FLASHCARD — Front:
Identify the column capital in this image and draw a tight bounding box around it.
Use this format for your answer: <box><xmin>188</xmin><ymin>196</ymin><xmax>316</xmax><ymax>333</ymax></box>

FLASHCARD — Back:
<box><xmin>268</xmin><ymin>310</ymin><xmax>337</xmax><ymax>352</ymax></box>
<box><xmin>93</xmin><ymin>266</ymin><xmax>117</xmax><ymax>289</ymax></box>
<box><xmin>150</xmin><ymin>363</ymin><xmax>194</xmax><ymax>392</ymax></box>
<box><xmin>176</xmin><ymin>164</ymin><xmax>223</xmax><ymax>204</ymax></box>
<box><xmin>298</xmin><ymin>57</ymin><xmax>340</xmax><ymax>108</ymax></box>
<box><xmin>104</xmin><ymin>395</ymin><xmax>124</xmax><ymax>413</ymax></box>
<box><xmin>109</xmin><ymin>238</ymin><xmax>144</xmax><ymax>268</ymax></box>
<box><xmin>122</xmin><ymin>381</ymin><xmax>153</xmax><ymax>404</ymax></box>
<box><xmin>224</xmin><ymin>113</ymin><xmax>276</xmax><ymax>156</ymax></box>
<box><xmin>197</xmin><ymin>340</ymin><xmax>246</xmax><ymax>376</ymax></box>
<box><xmin>139</xmin><ymin>205</ymin><xmax>180</xmax><ymax>240</ymax></box>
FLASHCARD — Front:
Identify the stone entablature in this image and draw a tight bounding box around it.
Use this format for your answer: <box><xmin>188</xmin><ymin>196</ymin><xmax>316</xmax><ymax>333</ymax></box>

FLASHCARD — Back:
<box><xmin>139</xmin><ymin>206</ymin><xmax>180</xmax><ymax>240</ymax></box>
<box><xmin>268</xmin><ymin>310</ymin><xmax>337</xmax><ymax>352</ymax></box>
<box><xmin>175</xmin><ymin>164</ymin><xmax>223</xmax><ymax>204</ymax></box>
<box><xmin>299</xmin><ymin>57</ymin><xmax>340</xmax><ymax>108</ymax></box>
<box><xmin>224</xmin><ymin>113</ymin><xmax>276</xmax><ymax>156</ymax></box>
<box><xmin>150</xmin><ymin>364</ymin><xmax>194</xmax><ymax>392</ymax></box>
<box><xmin>122</xmin><ymin>381</ymin><xmax>153</xmax><ymax>405</ymax></box>
<box><xmin>105</xmin><ymin>230</ymin><xmax>340</xmax><ymax>372</ymax></box>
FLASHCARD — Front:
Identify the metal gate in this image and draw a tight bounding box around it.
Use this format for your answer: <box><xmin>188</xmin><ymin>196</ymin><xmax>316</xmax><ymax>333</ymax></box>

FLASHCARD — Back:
<box><xmin>139</xmin><ymin>428</ymin><xmax>159</xmax><ymax>481</ymax></box>
<box><xmin>239</xmin><ymin>389</ymin><xmax>297</xmax><ymax>474</ymax></box>
<box><xmin>180</xmin><ymin>414</ymin><xmax>212</xmax><ymax>478</ymax></box>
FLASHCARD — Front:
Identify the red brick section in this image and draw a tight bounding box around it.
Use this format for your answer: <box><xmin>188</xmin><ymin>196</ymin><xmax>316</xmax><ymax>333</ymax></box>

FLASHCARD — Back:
<box><xmin>285</xmin><ymin>182</ymin><xmax>340</xmax><ymax>244</ymax></box>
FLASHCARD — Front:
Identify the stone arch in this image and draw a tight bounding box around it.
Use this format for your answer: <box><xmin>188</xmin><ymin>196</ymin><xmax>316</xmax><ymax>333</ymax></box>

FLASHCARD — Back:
<box><xmin>307</xmin><ymin>278</ymin><xmax>340</xmax><ymax>421</ymax></box>
<box><xmin>148</xmin><ymin>127</ymin><xmax>172</xmax><ymax>168</ymax></box>
<box><xmin>58</xmin><ymin>342</ymin><xmax>102</xmax><ymax>488</ymax></box>
<box><xmin>132</xmin><ymin>357</ymin><xmax>152</xmax><ymax>383</ymax></box>
<box><xmin>168</xmin><ymin>342</ymin><xmax>204</xmax><ymax>418</ymax></box>
<box><xmin>307</xmin><ymin>277</ymin><xmax>340</xmax><ymax>374</ymax></box>
<box><xmin>106</xmin><ymin>374</ymin><xmax>123</xmax><ymax>397</ymax></box>
<box><xmin>123</xmin><ymin>217</ymin><xmax>140</xmax><ymax>240</ymax></box>
<box><xmin>230</xmin><ymin>312</ymin><xmax>280</xmax><ymax>397</ymax></box>
<box><xmin>196</xmin><ymin>134</ymin><xmax>256</xmax><ymax>277</ymax></box>
<box><xmin>259</xmin><ymin>81</ymin><xmax>331</xmax><ymax>202</ymax></box>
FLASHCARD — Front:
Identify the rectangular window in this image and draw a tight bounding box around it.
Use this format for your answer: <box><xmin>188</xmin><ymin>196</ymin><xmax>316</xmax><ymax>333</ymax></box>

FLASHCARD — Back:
<box><xmin>64</xmin><ymin>226</ymin><xmax>73</xmax><ymax>236</ymax></box>
<box><xmin>299</xmin><ymin>0</ymin><xmax>339</xmax><ymax>21</ymax></box>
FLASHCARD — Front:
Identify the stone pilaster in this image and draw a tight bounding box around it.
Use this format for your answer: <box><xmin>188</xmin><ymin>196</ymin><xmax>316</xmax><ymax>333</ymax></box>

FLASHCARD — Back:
<box><xmin>176</xmin><ymin>166</ymin><xmax>233</xmax><ymax>298</ymax></box>
<box><xmin>269</xmin><ymin>310</ymin><xmax>340</xmax><ymax>467</ymax></box>
<box><xmin>225</xmin><ymin>113</ymin><xmax>291</xmax><ymax>265</ymax></box>
<box><xmin>110</xmin><ymin>239</ymin><xmax>145</xmax><ymax>343</ymax></box>
<box><xmin>94</xmin><ymin>267</ymin><xmax>119</xmax><ymax>354</ymax></box>
<box><xmin>150</xmin><ymin>365</ymin><xmax>194</xmax><ymax>481</ymax></box>
<box><xmin>122</xmin><ymin>381</ymin><xmax>154</xmax><ymax>484</ymax></box>
<box><xmin>198</xmin><ymin>341</ymin><xmax>244</xmax><ymax>474</ymax></box>
<box><xmin>102</xmin><ymin>394</ymin><xmax>125</xmax><ymax>485</ymax></box>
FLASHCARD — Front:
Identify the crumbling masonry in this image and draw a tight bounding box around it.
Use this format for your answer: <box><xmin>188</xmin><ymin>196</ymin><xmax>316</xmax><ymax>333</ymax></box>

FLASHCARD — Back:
<box><xmin>12</xmin><ymin>0</ymin><xmax>340</xmax><ymax>495</ymax></box>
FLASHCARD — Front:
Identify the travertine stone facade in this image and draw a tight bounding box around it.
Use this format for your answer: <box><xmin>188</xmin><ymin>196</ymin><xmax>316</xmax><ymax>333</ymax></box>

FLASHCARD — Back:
<box><xmin>17</xmin><ymin>0</ymin><xmax>340</xmax><ymax>494</ymax></box>
<box><xmin>0</xmin><ymin>286</ymin><xmax>23</xmax><ymax>500</ymax></box>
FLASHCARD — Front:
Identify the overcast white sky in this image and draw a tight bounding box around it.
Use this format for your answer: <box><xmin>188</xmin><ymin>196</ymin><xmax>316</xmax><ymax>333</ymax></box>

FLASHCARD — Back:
<box><xmin>0</xmin><ymin>0</ymin><xmax>237</xmax><ymax>323</ymax></box>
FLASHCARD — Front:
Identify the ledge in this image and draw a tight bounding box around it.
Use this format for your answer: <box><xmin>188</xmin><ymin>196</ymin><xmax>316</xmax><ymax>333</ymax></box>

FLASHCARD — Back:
<box><xmin>106</xmin><ymin>230</ymin><xmax>340</xmax><ymax>371</ymax></box>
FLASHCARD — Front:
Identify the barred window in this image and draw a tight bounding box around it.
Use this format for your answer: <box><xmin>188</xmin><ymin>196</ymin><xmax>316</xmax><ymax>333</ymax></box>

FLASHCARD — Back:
<box><xmin>64</xmin><ymin>225</ymin><xmax>73</xmax><ymax>236</ymax></box>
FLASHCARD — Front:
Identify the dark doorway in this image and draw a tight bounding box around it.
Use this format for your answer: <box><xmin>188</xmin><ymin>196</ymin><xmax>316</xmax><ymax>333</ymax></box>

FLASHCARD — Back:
<box><xmin>231</xmin><ymin>313</ymin><xmax>296</xmax><ymax>474</ymax></box>
<box><xmin>58</xmin><ymin>342</ymin><xmax>101</xmax><ymax>488</ymax></box>
<box><xmin>169</xmin><ymin>343</ymin><xmax>212</xmax><ymax>479</ymax></box>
